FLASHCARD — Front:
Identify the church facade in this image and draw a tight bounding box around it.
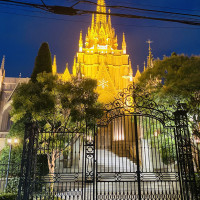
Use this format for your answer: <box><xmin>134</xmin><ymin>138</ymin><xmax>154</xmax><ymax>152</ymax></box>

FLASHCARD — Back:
<box><xmin>0</xmin><ymin>0</ymin><xmax>154</xmax><ymax>150</ymax></box>
<box><xmin>52</xmin><ymin>0</ymin><xmax>153</xmax><ymax>104</ymax></box>
<box><xmin>0</xmin><ymin>56</ymin><xmax>29</xmax><ymax>151</ymax></box>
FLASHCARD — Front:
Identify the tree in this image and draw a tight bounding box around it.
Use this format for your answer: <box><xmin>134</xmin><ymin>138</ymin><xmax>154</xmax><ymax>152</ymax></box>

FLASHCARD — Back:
<box><xmin>138</xmin><ymin>53</ymin><xmax>200</xmax><ymax>134</ymax></box>
<box><xmin>0</xmin><ymin>42</ymin><xmax>52</xmax><ymax>184</ymax></box>
<box><xmin>10</xmin><ymin>72</ymin><xmax>103</xmax><ymax>191</ymax></box>
<box><xmin>31</xmin><ymin>42</ymin><xmax>52</xmax><ymax>82</ymax></box>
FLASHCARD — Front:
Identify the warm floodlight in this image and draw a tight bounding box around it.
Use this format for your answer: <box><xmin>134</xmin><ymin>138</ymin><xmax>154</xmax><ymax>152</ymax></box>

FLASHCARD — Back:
<box><xmin>14</xmin><ymin>138</ymin><xmax>18</xmax><ymax>144</ymax></box>
<box><xmin>154</xmin><ymin>131</ymin><xmax>158</xmax><ymax>137</ymax></box>
<box><xmin>7</xmin><ymin>138</ymin><xmax>12</xmax><ymax>144</ymax></box>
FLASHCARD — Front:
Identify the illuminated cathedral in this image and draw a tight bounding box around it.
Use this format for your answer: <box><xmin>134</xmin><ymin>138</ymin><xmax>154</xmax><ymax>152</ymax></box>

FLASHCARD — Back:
<box><xmin>52</xmin><ymin>0</ymin><xmax>153</xmax><ymax>104</ymax></box>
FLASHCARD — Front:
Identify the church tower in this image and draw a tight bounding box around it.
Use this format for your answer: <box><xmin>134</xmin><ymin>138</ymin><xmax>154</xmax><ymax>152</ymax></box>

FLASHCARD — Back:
<box><xmin>69</xmin><ymin>0</ymin><xmax>133</xmax><ymax>103</ymax></box>
<box><xmin>146</xmin><ymin>39</ymin><xmax>154</xmax><ymax>68</ymax></box>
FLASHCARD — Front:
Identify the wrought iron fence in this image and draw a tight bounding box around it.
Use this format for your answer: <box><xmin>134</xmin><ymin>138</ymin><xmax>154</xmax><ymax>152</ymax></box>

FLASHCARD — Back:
<box><xmin>191</xmin><ymin>137</ymin><xmax>200</xmax><ymax>194</ymax></box>
<box><xmin>96</xmin><ymin>114</ymin><xmax>182</xmax><ymax>200</ymax></box>
<box><xmin>17</xmin><ymin>124</ymin><xmax>86</xmax><ymax>200</ymax></box>
<box><xmin>16</xmin><ymin>85</ymin><xmax>200</xmax><ymax>200</ymax></box>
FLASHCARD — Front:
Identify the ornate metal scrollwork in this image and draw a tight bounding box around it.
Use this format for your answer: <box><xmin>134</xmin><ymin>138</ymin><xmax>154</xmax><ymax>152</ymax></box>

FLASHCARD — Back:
<box><xmin>97</xmin><ymin>84</ymin><xmax>175</xmax><ymax>127</ymax></box>
<box><xmin>85</xmin><ymin>140</ymin><xmax>95</xmax><ymax>183</ymax></box>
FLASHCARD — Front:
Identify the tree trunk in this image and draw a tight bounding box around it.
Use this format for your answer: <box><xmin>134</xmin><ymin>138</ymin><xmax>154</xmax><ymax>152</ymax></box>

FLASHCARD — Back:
<box><xmin>47</xmin><ymin>150</ymin><xmax>57</xmax><ymax>194</ymax></box>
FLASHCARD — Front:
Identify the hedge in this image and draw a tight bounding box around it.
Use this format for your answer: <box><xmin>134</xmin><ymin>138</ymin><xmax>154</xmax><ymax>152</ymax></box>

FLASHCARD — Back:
<box><xmin>0</xmin><ymin>193</ymin><xmax>17</xmax><ymax>200</ymax></box>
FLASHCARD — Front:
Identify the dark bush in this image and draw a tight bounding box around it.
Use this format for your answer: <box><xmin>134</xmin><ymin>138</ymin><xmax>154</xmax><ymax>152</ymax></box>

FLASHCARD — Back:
<box><xmin>0</xmin><ymin>193</ymin><xmax>17</xmax><ymax>200</ymax></box>
<box><xmin>37</xmin><ymin>154</ymin><xmax>49</xmax><ymax>176</ymax></box>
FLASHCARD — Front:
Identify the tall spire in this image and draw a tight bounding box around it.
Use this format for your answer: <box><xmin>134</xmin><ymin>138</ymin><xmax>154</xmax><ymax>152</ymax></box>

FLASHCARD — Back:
<box><xmin>122</xmin><ymin>33</ymin><xmax>126</xmax><ymax>54</ymax></box>
<box><xmin>143</xmin><ymin>61</ymin><xmax>146</xmax><ymax>71</ymax></box>
<box><xmin>91</xmin><ymin>13</ymin><xmax>95</xmax><ymax>30</ymax></box>
<box><xmin>63</xmin><ymin>63</ymin><xmax>71</xmax><ymax>81</ymax></box>
<box><xmin>134</xmin><ymin>65</ymin><xmax>141</xmax><ymax>84</ymax></box>
<box><xmin>72</xmin><ymin>56</ymin><xmax>77</xmax><ymax>76</ymax></box>
<box><xmin>0</xmin><ymin>55</ymin><xmax>5</xmax><ymax>77</ymax></box>
<box><xmin>1</xmin><ymin>55</ymin><xmax>5</xmax><ymax>71</ymax></box>
<box><xmin>79</xmin><ymin>30</ymin><xmax>83</xmax><ymax>52</ymax></box>
<box><xmin>52</xmin><ymin>55</ymin><xmax>57</xmax><ymax>75</ymax></box>
<box><xmin>96</xmin><ymin>0</ymin><xmax>107</xmax><ymax>26</ymax></box>
<box><xmin>108</xmin><ymin>9</ymin><xmax>112</xmax><ymax>28</ymax></box>
<box><xmin>146</xmin><ymin>39</ymin><xmax>153</xmax><ymax>68</ymax></box>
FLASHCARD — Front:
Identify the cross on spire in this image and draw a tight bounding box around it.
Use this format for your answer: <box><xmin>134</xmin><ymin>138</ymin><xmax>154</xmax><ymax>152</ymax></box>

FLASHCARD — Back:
<box><xmin>146</xmin><ymin>39</ymin><xmax>154</xmax><ymax>68</ymax></box>
<box><xmin>146</xmin><ymin>39</ymin><xmax>153</xmax><ymax>50</ymax></box>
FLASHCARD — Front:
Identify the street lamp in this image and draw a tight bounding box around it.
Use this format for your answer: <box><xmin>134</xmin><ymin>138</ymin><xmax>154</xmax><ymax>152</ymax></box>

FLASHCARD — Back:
<box><xmin>4</xmin><ymin>138</ymin><xmax>18</xmax><ymax>191</ymax></box>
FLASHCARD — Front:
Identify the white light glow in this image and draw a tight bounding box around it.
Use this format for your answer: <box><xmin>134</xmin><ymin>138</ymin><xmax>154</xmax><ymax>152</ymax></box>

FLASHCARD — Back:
<box><xmin>99</xmin><ymin>79</ymin><xmax>108</xmax><ymax>89</ymax></box>
<box><xmin>194</xmin><ymin>137</ymin><xmax>200</xmax><ymax>143</ymax></box>
<box><xmin>113</xmin><ymin>118</ymin><xmax>124</xmax><ymax>141</ymax></box>
<box><xmin>7</xmin><ymin>139</ymin><xmax>12</xmax><ymax>144</ymax></box>
<box><xmin>154</xmin><ymin>131</ymin><xmax>158</xmax><ymax>137</ymax></box>
<box><xmin>14</xmin><ymin>139</ymin><xmax>18</xmax><ymax>144</ymax></box>
<box><xmin>98</xmin><ymin>45</ymin><xmax>108</xmax><ymax>50</ymax></box>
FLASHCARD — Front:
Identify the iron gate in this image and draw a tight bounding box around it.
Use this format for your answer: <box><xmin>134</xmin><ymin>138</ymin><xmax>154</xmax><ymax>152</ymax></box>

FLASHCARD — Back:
<box><xmin>96</xmin><ymin>114</ymin><xmax>182</xmax><ymax>200</ymax></box>
<box><xmin>17</xmin><ymin>85</ymin><xmax>200</xmax><ymax>199</ymax></box>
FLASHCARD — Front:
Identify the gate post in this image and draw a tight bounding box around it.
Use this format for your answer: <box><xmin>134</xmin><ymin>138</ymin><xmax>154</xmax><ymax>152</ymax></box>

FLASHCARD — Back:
<box><xmin>84</xmin><ymin>124</ymin><xmax>95</xmax><ymax>200</ymax></box>
<box><xmin>134</xmin><ymin>115</ymin><xmax>142</xmax><ymax>200</ymax></box>
<box><xmin>17</xmin><ymin>122</ymin><xmax>38</xmax><ymax>200</ymax></box>
<box><xmin>174</xmin><ymin>103</ymin><xmax>198</xmax><ymax>200</ymax></box>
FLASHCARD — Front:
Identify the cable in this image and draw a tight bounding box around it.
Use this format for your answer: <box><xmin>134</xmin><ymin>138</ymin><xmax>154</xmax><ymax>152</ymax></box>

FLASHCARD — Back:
<box><xmin>77</xmin><ymin>0</ymin><xmax>200</xmax><ymax>19</ymax></box>
<box><xmin>40</xmin><ymin>0</ymin><xmax>47</xmax><ymax>8</ymax></box>
<box><xmin>1</xmin><ymin>9</ymin><xmax>200</xmax><ymax>30</ymax></box>
<box><xmin>1</xmin><ymin>0</ymin><xmax>200</xmax><ymax>26</ymax></box>
<box><xmin>103</xmin><ymin>0</ymin><xmax>200</xmax><ymax>13</ymax></box>
<box><xmin>0</xmin><ymin>3</ymin><xmax>48</xmax><ymax>14</ymax></box>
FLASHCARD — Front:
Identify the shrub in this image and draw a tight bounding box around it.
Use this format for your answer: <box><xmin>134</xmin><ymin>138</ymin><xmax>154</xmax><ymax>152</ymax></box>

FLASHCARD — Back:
<box><xmin>37</xmin><ymin>154</ymin><xmax>49</xmax><ymax>176</ymax></box>
<box><xmin>0</xmin><ymin>193</ymin><xmax>17</xmax><ymax>200</ymax></box>
<box><xmin>195</xmin><ymin>172</ymin><xmax>200</xmax><ymax>193</ymax></box>
<box><xmin>151</xmin><ymin>132</ymin><xmax>177</xmax><ymax>165</ymax></box>
<box><xmin>5</xmin><ymin>177</ymin><xmax>19</xmax><ymax>194</ymax></box>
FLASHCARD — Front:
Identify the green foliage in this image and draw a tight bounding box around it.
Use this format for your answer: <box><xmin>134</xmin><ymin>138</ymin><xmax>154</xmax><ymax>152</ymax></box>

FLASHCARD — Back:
<box><xmin>0</xmin><ymin>118</ymin><xmax>25</xmax><ymax>166</ymax></box>
<box><xmin>36</xmin><ymin>154</ymin><xmax>49</xmax><ymax>176</ymax></box>
<box><xmin>195</xmin><ymin>172</ymin><xmax>200</xmax><ymax>192</ymax></box>
<box><xmin>0</xmin><ymin>146</ymin><xmax>22</xmax><ymax>168</ymax></box>
<box><xmin>0</xmin><ymin>193</ymin><xmax>17</xmax><ymax>200</ymax></box>
<box><xmin>152</xmin><ymin>132</ymin><xmax>177</xmax><ymax>165</ymax></box>
<box><xmin>4</xmin><ymin>177</ymin><xmax>19</xmax><ymax>194</ymax></box>
<box><xmin>141</xmin><ymin>117</ymin><xmax>176</xmax><ymax>165</ymax></box>
<box><xmin>31</xmin><ymin>42</ymin><xmax>52</xmax><ymax>82</ymax></box>
<box><xmin>11</xmin><ymin>72</ymin><xmax>103</xmax><ymax>130</ymax></box>
<box><xmin>10</xmin><ymin>72</ymin><xmax>103</xmax><ymax>191</ymax></box>
<box><xmin>139</xmin><ymin>54</ymin><xmax>200</xmax><ymax>99</ymax></box>
<box><xmin>0</xmin><ymin>122</ymin><xmax>22</xmax><ymax>195</ymax></box>
<box><xmin>138</xmin><ymin>54</ymin><xmax>200</xmax><ymax>134</ymax></box>
<box><xmin>11</xmin><ymin>73</ymin><xmax>57</xmax><ymax>123</ymax></box>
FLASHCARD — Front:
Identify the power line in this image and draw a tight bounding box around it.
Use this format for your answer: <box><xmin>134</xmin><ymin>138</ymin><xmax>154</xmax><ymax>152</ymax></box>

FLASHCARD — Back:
<box><xmin>101</xmin><ymin>0</ymin><xmax>200</xmax><ymax>13</ymax></box>
<box><xmin>77</xmin><ymin>0</ymin><xmax>200</xmax><ymax>19</ymax></box>
<box><xmin>1</xmin><ymin>0</ymin><xmax>200</xmax><ymax>26</ymax></box>
<box><xmin>0</xmin><ymin>3</ymin><xmax>48</xmax><ymax>14</ymax></box>
<box><xmin>1</xmin><ymin>9</ymin><xmax>200</xmax><ymax>30</ymax></box>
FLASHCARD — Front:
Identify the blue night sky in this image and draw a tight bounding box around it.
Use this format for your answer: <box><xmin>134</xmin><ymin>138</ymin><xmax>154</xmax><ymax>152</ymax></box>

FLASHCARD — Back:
<box><xmin>0</xmin><ymin>0</ymin><xmax>200</xmax><ymax>77</ymax></box>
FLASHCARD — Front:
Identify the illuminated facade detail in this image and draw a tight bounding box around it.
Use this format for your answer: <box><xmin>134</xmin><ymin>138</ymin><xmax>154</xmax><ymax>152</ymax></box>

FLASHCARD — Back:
<box><xmin>143</xmin><ymin>61</ymin><xmax>146</xmax><ymax>72</ymax></box>
<box><xmin>146</xmin><ymin>39</ymin><xmax>154</xmax><ymax>68</ymax></box>
<box><xmin>0</xmin><ymin>56</ymin><xmax>29</xmax><ymax>150</ymax></box>
<box><xmin>134</xmin><ymin>65</ymin><xmax>141</xmax><ymax>84</ymax></box>
<box><xmin>62</xmin><ymin>63</ymin><xmax>71</xmax><ymax>81</ymax></box>
<box><xmin>52</xmin><ymin>0</ymin><xmax>156</xmax><ymax>103</ymax></box>
<box><xmin>61</xmin><ymin>0</ymin><xmax>133</xmax><ymax>103</ymax></box>
<box><xmin>98</xmin><ymin>79</ymin><xmax>108</xmax><ymax>89</ymax></box>
<box><xmin>52</xmin><ymin>55</ymin><xmax>57</xmax><ymax>75</ymax></box>
<box><xmin>122</xmin><ymin>33</ymin><xmax>127</xmax><ymax>54</ymax></box>
<box><xmin>79</xmin><ymin>31</ymin><xmax>83</xmax><ymax>53</ymax></box>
